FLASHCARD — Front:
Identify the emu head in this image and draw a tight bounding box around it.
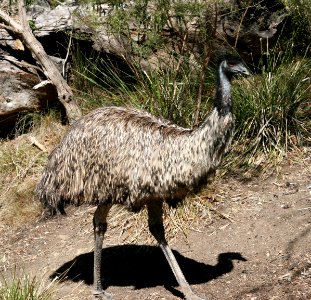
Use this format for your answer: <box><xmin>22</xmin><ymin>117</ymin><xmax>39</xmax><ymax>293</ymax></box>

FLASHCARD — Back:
<box><xmin>220</xmin><ymin>55</ymin><xmax>250</xmax><ymax>79</ymax></box>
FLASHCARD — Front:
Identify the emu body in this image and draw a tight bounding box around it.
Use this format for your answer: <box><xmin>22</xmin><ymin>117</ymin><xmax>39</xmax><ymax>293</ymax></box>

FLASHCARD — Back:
<box><xmin>36</xmin><ymin>55</ymin><xmax>250</xmax><ymax>300</ymax></box>
<box><xmin>37</xmin><ymin>107</ymin><xmax>231</xmax><ymax>212</ymax></box>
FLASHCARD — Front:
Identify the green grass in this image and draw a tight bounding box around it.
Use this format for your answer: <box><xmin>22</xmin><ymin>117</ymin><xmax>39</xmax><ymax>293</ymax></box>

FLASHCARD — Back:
<box><xmin>282</xmin><ymin>0</ymin><xmax>311</xmax><ymax>53</ymax></box>
<box><xmin>0</xmin><ymin>273</ymin><xmax>55</xmax><ymax>300</ymax></box>
<box><xmin>228</xmin><ymin>49</ymin><xmax>311</xmax><ymax>171</ymax></box>
<box><xmin>72</xmin><ymin>50</ymin><xmax>216</xmax><ymax>127</ymax></box>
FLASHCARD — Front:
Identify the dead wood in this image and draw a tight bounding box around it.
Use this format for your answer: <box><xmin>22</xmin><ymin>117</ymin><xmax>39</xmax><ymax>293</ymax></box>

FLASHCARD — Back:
<box><xmin>0</xmin><ymin>0</ymin><xmax>81</xmax><ymax>123</ymax></box>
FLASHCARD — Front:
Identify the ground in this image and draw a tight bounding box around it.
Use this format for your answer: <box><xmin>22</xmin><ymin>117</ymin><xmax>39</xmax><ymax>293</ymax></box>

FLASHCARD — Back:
<box><xmin>0</xmin><ymin>154</ymin><xmax>310</xmax><ymax>300</ymax></box>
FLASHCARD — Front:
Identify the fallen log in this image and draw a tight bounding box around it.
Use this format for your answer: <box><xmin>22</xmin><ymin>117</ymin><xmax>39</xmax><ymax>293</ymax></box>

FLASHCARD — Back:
<box><xmin>0</xmin><ymin>0</ymin><xmax>81</xmax><ymax>123</ymax></box>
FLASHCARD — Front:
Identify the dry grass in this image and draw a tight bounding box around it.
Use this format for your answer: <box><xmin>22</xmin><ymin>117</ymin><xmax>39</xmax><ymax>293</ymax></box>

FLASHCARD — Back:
<box><xmin>0</xmin><ymin>114</ymin><xmax>67</xmax><ymax>227</ymax></box>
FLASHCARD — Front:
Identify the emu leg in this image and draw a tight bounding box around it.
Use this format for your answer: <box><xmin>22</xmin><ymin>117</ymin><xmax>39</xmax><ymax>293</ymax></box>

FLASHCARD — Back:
<box><xmin>147</xmin><ymin>201</ymin><xmax>207</xmax><ymax>300</ymax></box>
<box><xmin>93</xmin><ymin>203</ymin><xmax>112</xmax><ymax>300</ymax></box>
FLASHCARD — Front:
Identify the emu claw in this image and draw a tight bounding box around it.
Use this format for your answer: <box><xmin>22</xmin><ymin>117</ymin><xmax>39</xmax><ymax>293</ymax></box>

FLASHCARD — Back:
<box><xmin>93</xmin><ymin>289</ymin><xmax>113</xmax><ymax>300</ymax></box>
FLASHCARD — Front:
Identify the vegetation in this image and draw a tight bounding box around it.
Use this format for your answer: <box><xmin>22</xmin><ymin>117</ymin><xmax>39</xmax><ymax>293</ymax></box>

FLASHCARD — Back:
<box><xmin>0</xmin><ymin>1</ymin><xmax>310</xmax><ymax>297</ymax></box>
<box><xmin>0</xmin><ymin>114</ymin><xmax>65</xmax><ymax>226</ymax></box>
<box><xmin>0</xmin><ymin>272</ymin><xmax>55</xmax><ymax>300</ymax></box>
<box><xmin>283</xmin><ymin>0</ymin><xmax>311</xmax><ymax>53</ymax></box>
<box><xmin>228</xmin><ymin>50</ymin><xmax>310</xmax><ymax>172</ymax></box>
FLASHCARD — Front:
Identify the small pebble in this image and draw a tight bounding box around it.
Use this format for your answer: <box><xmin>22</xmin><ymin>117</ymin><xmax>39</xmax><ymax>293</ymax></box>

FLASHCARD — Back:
<box><xmin>281</xmin><ymin>203</ymin><xmax>290</xmax><ymax>209</ymax></box>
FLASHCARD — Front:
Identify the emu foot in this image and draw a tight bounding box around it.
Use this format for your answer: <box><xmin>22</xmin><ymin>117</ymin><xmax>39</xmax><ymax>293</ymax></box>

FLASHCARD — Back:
<box><xmin>184</xmin><ymin>290</ymin><xmax>208</xmax><ymax>300</ymax></box>
<box><xmin>93</xmin><ymin>289</ymin><xmax>113</xmax><ymax>300</ymax></box>
<box><xmin>186</xmin><ymin>294</ymin><xmax>207</xmax><ymax>300</ymax></box>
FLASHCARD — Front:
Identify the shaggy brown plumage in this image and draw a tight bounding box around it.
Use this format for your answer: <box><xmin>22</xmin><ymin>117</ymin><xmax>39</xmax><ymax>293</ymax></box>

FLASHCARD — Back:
<box><xmin>35</xmin><ymin>54</ymin><xmax>250</xmax><ymax>300</ymax></box>
<box><xmin>36</xmin><ymin>106</ymin><xmax>232</xmax><ymax>213</ymax></box>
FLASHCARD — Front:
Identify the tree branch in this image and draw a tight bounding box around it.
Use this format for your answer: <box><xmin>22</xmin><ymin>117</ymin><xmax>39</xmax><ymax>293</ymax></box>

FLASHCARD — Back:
<box><xmin>0</xmin><ymin>7</ymin><xmax>22</xmax><ymax>32</ymax></box>
<box><xmin>0</xmin><ymin>0</ymin><xmax>81</xmax><ymax>123</ymax></box>
<box><xmin>0</xmin><ymin>22</ymin><xmax>16</xmax><ymax>33</ymax></box>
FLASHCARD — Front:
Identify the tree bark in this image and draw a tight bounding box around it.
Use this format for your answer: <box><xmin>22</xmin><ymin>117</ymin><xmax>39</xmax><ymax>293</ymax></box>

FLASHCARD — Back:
<box><xmin>0</xmin><ymin>0</ymin><xmax>81</xmax><ymax>123</ymax></box>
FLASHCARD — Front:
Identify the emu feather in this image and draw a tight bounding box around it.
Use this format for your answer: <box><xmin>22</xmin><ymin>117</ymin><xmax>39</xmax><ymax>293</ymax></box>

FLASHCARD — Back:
<box><xmin>36</xmin><ymin>107</ymin><xmax>232</xmax><ymax>212</ymax></box>
<box><xmin>36</xmin><ymin>55</ymin><xmax>250</xmax><ymax>300</ymax></box>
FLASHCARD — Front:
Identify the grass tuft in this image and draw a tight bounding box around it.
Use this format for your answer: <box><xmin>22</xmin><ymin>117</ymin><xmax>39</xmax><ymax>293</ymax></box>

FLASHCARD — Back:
<box><xmin>0</xmin><ymin>272</ymin><xmax>55</xmax><ymax>300</ymax></box>
<box><xmin>226</xmin><ymin>53</ymin><xmax>311</xmax><ymax>174</ymax></box>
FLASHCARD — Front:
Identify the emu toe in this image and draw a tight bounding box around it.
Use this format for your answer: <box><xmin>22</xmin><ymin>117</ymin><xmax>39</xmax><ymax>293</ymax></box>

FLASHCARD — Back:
<box><xmin>184</xmin><ymin>291</ymin><xmax>208</xmax><ymax>300</ymax></box>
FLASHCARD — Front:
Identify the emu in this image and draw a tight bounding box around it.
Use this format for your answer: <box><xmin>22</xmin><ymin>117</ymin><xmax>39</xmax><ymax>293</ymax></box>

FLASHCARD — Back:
<box><xmin>36</xmin><ymin>54</ymin><xmax>250</xmax><ymax>300</ymax></box>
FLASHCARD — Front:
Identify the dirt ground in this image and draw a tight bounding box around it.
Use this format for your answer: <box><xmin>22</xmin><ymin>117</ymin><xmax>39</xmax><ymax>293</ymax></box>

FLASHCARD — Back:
<box><xmin>0</xmin><ymin>154</ymin><xmax>310</xmax><ymax>300</ymax></box>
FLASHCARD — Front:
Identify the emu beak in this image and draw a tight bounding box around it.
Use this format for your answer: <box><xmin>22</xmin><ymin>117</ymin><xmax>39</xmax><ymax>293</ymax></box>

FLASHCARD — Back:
<box><xmin>235</xmin><ymin>63</ymin><xmax>251</xmax><ymax>77</ymax></box>
<box><xmin>243</xmin><ymin>69</ymin><xmax>251</xmax><ymax>77</ymax></box>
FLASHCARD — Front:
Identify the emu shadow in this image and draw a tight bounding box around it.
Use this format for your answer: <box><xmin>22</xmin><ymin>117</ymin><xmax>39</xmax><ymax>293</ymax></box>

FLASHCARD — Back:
<box><xmin>51</xmin><ymin>245</ymin><xmax>246</xmax><ymax>291</ymax></box>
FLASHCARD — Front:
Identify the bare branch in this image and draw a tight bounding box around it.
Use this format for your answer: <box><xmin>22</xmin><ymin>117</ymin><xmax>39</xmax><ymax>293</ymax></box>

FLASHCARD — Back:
<box><xmin>0</xmin><ymin>22</ymin><xmax>16</xmax><ymax>33</ymax></box>
<box><xmin>1</xmin><ymin>54</ymin><xmax>42</xmax><ymax>74</ymax></box>
<box><xmin>0</xmin><ymin>7</ymin><xmax>23</xmax><ymax>32</ymax></box>
<box><xmin>0</xmin><ymin>0</ymin><xmax>81</xmax><ymax>123</ymax></box>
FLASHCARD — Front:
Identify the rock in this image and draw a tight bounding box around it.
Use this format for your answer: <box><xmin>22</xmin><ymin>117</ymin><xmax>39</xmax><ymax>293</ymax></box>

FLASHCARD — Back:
<box><xmin>0</xmin><ymin>29</ymin><xmax>24</xmax><ymax>51</ymax></box>
<box><xmin>30</xmin><ymin>4</ymin><xmax>75</xmax><ymax>37</ymax></box>
<box><xmin>27</xmin><ymin>0</ymin><xmax>289</xmax><ymax>64</ymax></box>
<box><xmin>215</xmin><ymin>0</ymin><xmax>289</xmax><ymax>61</ymax></box>
<box><xmin>0</xmin><ymin>72</ymin><xmax>51</xmax><ymax>115</ymax></box>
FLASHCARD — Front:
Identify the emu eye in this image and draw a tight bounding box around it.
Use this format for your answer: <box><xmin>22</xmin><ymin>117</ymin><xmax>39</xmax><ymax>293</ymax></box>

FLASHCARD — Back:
<box><xmin>227</xmin><ymin>63</ymin><xmax>235</xmax><ymax>67</ymax></box>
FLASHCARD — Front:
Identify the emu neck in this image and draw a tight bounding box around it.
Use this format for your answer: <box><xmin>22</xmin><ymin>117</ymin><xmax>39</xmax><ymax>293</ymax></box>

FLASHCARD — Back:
<box><xmin>190</xmin><ymin>65</ymin><xmax>235</xmax><ymax>174</ymax></box>
<box><xmin>215</xmin><ymin>65</ymin><xmax>232</xmax><ymax>116</ymax></box>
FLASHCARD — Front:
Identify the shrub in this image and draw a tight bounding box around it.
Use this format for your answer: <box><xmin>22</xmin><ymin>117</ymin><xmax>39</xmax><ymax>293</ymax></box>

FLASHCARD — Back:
<box><xmin>230</xmin><ymin>50</ymin><xmax>310</xmax><ymax>170</ymax></box>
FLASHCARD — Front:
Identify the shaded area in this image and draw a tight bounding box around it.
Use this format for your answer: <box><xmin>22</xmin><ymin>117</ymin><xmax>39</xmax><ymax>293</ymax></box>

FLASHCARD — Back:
<box><xmin>51</xmin><ymin>245</ymin><xmax>246</xmax><ymax>291</ymax></box>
